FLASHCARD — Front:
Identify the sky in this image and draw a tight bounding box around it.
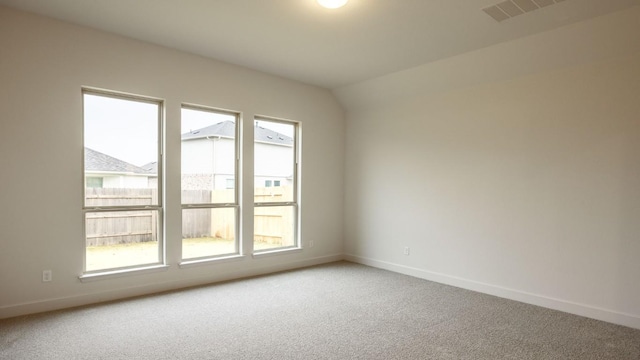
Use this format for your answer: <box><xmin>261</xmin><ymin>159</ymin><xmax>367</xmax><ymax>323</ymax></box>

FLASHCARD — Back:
<box><xmin>84</xmin><ymin>94</ymin><xmax>295</xmax><ymax>167</ymax></box>
<box><xmin>84</xmin><ymin>93</ymin><xmax>159</xmax><ymax>166</ymax></box>
<box><xmin>181</xmin><ymin>107</ymin><xmax>233</xmax><ymax>135</ymax></box>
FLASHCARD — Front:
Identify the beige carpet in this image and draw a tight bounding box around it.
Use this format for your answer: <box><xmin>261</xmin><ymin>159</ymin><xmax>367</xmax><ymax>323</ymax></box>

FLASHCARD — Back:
<box><xmin>1</xmin><ymin>261</ymin><xmax>639</xmax><ymax>359</ymax></box>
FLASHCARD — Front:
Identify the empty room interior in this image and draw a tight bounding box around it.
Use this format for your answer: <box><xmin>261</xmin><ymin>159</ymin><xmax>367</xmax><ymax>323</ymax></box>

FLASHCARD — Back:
<box><xmin>1</xmin><ymin>0</ymin><xmax>640</xmax><ymax>358</ymax></box>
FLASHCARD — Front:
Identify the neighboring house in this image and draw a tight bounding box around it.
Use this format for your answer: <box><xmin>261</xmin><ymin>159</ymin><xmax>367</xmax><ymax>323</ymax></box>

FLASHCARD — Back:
<box><xmin>84</xmin><ymin>121</ymin><xmax>292</xmax><ymax>191</ymax></box>
<box><xmin>181</xmin><ymin>121</ymin><xmax>293</xmax><ymax>190</ymax></box>
<box><xmin>84</xmin><ymin>147</ymin><xmax>157</xmax><ymax>188</ymax></box>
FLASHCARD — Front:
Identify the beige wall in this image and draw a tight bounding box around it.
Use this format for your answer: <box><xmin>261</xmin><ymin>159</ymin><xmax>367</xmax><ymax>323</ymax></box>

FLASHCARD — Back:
<box><xmin>342</xmin><ymin>8</ymin><xmax>640</xmax><ymax>329</ymax></box>
<box><xmin>0</xmin><ymin>6</ymin><xmax>345</xmax><ymax>318</ymax></box>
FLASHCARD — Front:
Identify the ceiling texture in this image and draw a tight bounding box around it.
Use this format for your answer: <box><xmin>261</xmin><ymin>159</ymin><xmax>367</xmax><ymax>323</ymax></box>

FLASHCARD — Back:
<box><xmin>0</xmin><ymin>0</ymin><xmax>638</xmax><ymax>89</ymax></box>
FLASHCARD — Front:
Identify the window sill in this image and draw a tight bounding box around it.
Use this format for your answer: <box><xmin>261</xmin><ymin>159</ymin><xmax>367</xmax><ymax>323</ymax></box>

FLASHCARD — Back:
<box><xmin>252</xmin><ymin>247</ymin><xmax>302</xmax><ymax>258</ymax></box>
<box><xmin>79</xmin><ymin>264</ymin><xmax>170</xmax><ymax>283</ymax></box>
<box><xmin>179</xmin><ymin>254</ymin><xmax>245</xmax><ymax>268</ymax></box>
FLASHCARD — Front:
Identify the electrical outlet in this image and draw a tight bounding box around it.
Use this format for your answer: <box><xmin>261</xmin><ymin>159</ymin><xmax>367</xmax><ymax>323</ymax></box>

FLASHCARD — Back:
<box><xmin>403</xmin><ymin>247</ymin><xmax>410</xmax><ymax>255</ymax></box>
<box><xmin>308</xmin><ymin>240</ymin><xmax>315</xmax><ymax>248</ymax></box>
<box><xmin>42</xmin><ymin>270</ymin><xmax>52</xmax><ymax>282</ymax></box>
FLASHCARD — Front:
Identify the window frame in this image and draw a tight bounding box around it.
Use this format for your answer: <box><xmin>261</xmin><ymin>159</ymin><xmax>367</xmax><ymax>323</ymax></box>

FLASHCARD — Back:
<box><xmin>180</xmin><ymin>104</ymin><xmax>241</xmax><ymax>262</ymax></box>
<box><xmin>81</xmin><ymin>88</ymin><xmax>165</xmax><ymax>275</ymax></box>
<box><xmin>253</xmin><ymin>116</ymin><xmax>301</xmax><ymax>254</ymax></box>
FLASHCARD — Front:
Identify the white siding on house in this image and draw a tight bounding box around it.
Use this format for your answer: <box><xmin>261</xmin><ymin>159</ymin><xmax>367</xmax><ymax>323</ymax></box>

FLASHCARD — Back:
<box><xmin>182</xmin><ymin>137</ymin><xmax>292</xmax><ymax>190</ymax></box>
<box><xmin>181</xmin><ymin>139</ymin><xmax>214</xmax><ymax>174</ymax></box>
<box><xmin>102</xmin><ymin>174</ymin><xmax>150</xmax><ymax>189</ymax></box>
<box><xmin>182</xmin><ymin>137</ymin><xmax>236</xmax><ymax>190</ymax></box>
<box><xmin>254</xmin><ymin>142</ymin><xmax>293</xmax><ymax>179</ymax></box>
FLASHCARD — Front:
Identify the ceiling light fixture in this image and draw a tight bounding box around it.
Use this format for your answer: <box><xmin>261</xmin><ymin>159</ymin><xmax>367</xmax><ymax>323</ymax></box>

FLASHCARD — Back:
<box><xmin>317</xmin><ymin>0</ymin><xmax>348</xmax><ymax>9</ymax></box>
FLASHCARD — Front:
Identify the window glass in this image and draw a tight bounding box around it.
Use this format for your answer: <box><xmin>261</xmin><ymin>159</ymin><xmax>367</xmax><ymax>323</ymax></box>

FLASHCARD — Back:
<box><xmin>84</xmin><ymin>93</ymin><xmax>158</xmax><ymax>207</ymax></box>
<box><xmin>181</xmin><ymin>106</ymin><xmax>239</xmax><ymax>260</ymax></box>
<box><xmin>181</xmin><ymin>108</ymin><xmax>236</xmax><ymax>204</ymax></box>
<box><xmin>254</xmin><ymin>120</ymin><xmax>295</xmax><ymax>203</ymax></box>
<box><xmin>86</xmin><ymin>177</ymin><xmax>103</xmax><ymax>188</ymax></box>
<box><xmin>254</xmin><ymin>205</ymin><xmax>296</xmax><ymax>251</ymax></box>
<box><xmin>85</xmin><ymin>210</ymin><xmax>160</xmax><ymax>272</ymax></box>
<box><xmin>254</xmin><ymin>118</ymin><xmax>298</xmax><ymax>252</ymax></box>
<box><xmin>83</xmin><ymin>91</ymin><xmax>162</xmax><ymax>273</ymax></box>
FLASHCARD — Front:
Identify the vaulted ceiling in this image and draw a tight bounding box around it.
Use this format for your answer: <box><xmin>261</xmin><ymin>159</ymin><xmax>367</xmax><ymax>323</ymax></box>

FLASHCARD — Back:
<box><xmin>0</xmin><ymin>0</ymin><xmax>638</xmax><ymax>89</ymax></box>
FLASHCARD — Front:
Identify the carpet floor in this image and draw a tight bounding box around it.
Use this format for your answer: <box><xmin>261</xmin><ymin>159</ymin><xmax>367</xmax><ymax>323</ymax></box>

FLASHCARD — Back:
<box><xmin>1</xmin><ymin>261</ymin><xmax>639</xmax><ymax>359</ymax></box>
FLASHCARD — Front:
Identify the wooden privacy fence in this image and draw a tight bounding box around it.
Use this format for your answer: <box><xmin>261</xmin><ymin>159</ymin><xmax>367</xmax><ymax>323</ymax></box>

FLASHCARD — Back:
<box><xmin>86</xmin><ymin>187</ymin><xmax>293</xmax><ymax>247</ymax></box>
<box><xmin>85</xmin><ymin>188</ymin><xmax>157</xmax><ymax>247</ymax></box>
<box><xmin>181</xmin><ymin>190</ymin><xmax>211</xmax><ymax>239</ymax></box>
<box><xmin>86</xmin><ymin>211</ymin><xmax>156</xmax><ymax>246</ymax></box>
<box><xmin>181</xmin><ymin>189</ymin><xmax>236</xmax><ymax>239</ymax></box>
<box><xmin>254</xmin><ymin>186</ymin><xmax>294</xmax><ymax>247</ymax></box>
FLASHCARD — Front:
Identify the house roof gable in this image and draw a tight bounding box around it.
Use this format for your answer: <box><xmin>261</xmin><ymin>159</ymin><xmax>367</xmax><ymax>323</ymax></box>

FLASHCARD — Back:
<box><xmin>182</xmin><ymin>120</ymin><xmax>293</xmax><ymax>146</ymax></box>
<box><xmin>85</xmin><ymin>148</ymin><xmax>154</xmax><ymax>174</ymax></box>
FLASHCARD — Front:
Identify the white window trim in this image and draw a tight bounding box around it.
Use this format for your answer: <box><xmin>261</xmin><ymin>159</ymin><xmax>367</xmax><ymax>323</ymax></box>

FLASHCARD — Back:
<box><xmin>180</xmin><ymin>104</ymin><xmax>241</xmax><ymax>261</ymax></box>
<box><xmin>81</xmin><ymin>88</ymin><xmax>165</xmax><ymax>277</ymax></box>
<box><xmin>179</xmin><ymin>254</ymin><xmax>246</xmax><ymax>268</ymax></box>
<box><xmin>79</xmin><ymin>265</ymin><xmax>170</xmax><ymax>283</ymax></box>
<box><xmin>253</xmin><ymin>116</ymin><xmax>301</xmax><ymax>254</ymax></box>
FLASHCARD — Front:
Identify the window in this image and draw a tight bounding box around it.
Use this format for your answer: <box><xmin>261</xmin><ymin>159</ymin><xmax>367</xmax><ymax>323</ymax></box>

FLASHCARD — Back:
<box><xmin>254</xmin><ymin>117</ymin><xmax>299</xmax><ymax>252</ymax></box>
<box><xmin>85</xmin><ymin>177</ymin><xmax>103</xmax><ymax>188</ymax></box>
<box><xmin>181</xmin><ymin>106</ymin><xmax>239</xmax><ymax>261</ymax></box>
<box><xmin>83</xmin><ymin>90</ymin><xmax>163</xmax><ymax>273</ymax></box>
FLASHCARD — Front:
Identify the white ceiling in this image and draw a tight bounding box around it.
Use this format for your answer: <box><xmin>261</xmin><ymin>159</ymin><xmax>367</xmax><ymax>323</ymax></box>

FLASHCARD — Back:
<box><xmin>0</xmin><ymin>0</ymin><xmax>638</xmax><ymax>89</ymax></box>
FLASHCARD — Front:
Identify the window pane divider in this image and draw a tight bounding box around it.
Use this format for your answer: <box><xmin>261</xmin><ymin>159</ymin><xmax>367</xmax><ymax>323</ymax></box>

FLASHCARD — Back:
<box><xmin>83</xmin><ymin>205</ymin><xmax>162</xmax><ymax>212</ymax></box>
<box><xmin>254</xmin><ymin>202</ymin><xmax>296</xmax><ymax>207</ymax></box>
<box><xmin>182</xmin><ymin>203</ymin><xmax>238</xmax><ymax>209</ymax></box>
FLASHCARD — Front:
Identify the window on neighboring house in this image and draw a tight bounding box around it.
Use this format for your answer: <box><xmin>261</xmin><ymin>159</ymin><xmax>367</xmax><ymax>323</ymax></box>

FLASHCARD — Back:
<box><xmin>274</xmin><ymin>180</ymin><xmax>281</xmax><ymax>187</ymax></box>
<box><xmin>181</xmin><ymin>106</ymin><xmax>239</xmax><ymax>261</ymax></box>
<box><xmin>83</xmin><ymin>89</ymin><xmax>163</xmax><ymax>273</ymax></box>
<box><xmin>254</xmin><ymin>117</ymin><xmax>299</xmax><ymax>253</ymax></box>
<box><xmin>85</xmin><ymin>177</ymin><xmax>103</xmax><ymax>188</ymax></box>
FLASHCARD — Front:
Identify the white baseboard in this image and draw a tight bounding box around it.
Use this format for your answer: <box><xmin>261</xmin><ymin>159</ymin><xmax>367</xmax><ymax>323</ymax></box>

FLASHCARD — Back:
<box><xmin>5</xmin><ymin>253</ymin><xmax>638</xmax><ymax>331</ymax></box>
<box><xmin>0</xmin><ymin>253</ymin><xmax>344</xmax><ymax>320</ymax></box>
<box><xmin>344</xmin><ymin>254</ymin><xmax>640</xmax><ymax>330</ymax></box>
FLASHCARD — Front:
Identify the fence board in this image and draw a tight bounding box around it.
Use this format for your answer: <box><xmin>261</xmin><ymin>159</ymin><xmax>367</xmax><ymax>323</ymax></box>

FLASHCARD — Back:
<box><xmin>85</xmin><ymin>188</ymin><xmax>156</xmax><ymax>246</ymax></box>
<box><xmin>85</xmin><ymin>187</ymin><xmax>292</xmax><ymax>246</ymax></box>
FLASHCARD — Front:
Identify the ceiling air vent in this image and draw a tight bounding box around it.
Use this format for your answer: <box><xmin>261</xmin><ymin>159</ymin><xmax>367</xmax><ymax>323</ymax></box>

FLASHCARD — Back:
<box><xmin>483</xmin><ymin>0</ymin><xmax>568</xmax><ymax>22</ymax></box>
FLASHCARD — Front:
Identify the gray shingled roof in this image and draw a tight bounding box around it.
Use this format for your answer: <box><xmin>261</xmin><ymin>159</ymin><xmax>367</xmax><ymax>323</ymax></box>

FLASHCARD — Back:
<box><xmin>85</xmin><ymin>148</ymin><xmax>155</xmax><ymax>174</ymax></box>
<box><xmin>182</xmin><ymin>121</ymin><xmax>236</xmax><ymax>140</ymax></box>
<box><xmin>86</xmin><ymin>122</ymin><xmax>291</xmax><ymax>173</ymax></box>
<box><xmin>140</xmin><ymin>161</ymin><xmax>158</xmax><ymax>174</ymax></box>
<box><xmin>182</xmin><ymin>121</ymin><xmax>292</xmax><ymax>146</ymax></box>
